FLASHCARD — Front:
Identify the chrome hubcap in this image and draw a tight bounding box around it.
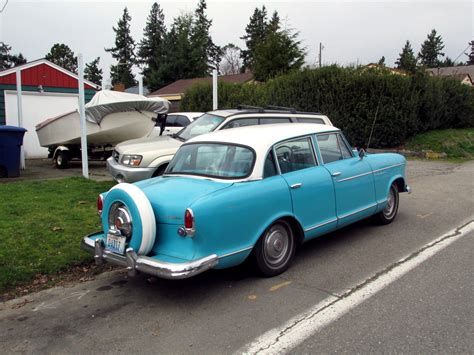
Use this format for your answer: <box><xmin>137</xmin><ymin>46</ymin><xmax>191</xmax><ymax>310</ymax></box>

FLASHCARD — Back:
<box><xmin>263</xmin><ymin>224</ymin><xmax>290</xmax><ymax>266</ymax></box>
<box><xmin>383</xmin><ymin>188</ymin><xmax>395</xmax><ymax>217</ymax></box>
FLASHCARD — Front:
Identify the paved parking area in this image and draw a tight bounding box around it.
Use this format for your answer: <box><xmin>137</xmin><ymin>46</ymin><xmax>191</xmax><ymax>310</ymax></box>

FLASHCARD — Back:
<box><xmin>0</xmin><ymin>159</ymin><xmax>472</xmax><ymax>353</ymax></box>
<box><xmin>0</xmin><ymin>158</ymin><xmax>112</xmax><ymax>183</ymax></box>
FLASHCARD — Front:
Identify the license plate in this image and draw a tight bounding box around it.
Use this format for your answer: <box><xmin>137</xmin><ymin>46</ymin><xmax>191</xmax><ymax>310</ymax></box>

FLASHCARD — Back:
<box><xmin>106</xmin><ymin>234</ymin><xmax>127</xmax><ymax>255</ymax></box>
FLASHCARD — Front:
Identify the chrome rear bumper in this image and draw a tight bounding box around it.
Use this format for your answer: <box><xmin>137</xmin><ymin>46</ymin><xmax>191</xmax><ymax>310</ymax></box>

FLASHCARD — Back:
<box><xmin>81</xmin><ymin>234</ymin><xmax>218</xmax><ymax>280</ymax></box>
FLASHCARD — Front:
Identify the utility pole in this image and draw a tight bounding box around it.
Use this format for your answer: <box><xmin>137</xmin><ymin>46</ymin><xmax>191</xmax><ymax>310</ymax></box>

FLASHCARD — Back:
<box><xmin>318</xmin><ymin>42</ymin><xmax>324</xmax><ymax>68</ymax></box>
<box><xmin>77</xmin><ymin>53</ymin><xmax>89</xmax><ymax>179</ymax></box>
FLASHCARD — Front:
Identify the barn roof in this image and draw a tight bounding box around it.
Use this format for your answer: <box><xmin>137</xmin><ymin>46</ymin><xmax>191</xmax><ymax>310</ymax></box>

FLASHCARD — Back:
<box><xmin>0</xmin><ymin>58</ymin><xmax>101</xmax><ymax>90</ymax></box>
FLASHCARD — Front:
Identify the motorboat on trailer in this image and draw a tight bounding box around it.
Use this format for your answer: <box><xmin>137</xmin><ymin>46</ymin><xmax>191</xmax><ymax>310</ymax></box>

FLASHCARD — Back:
<box><xmin>36</xmin><ymin>90</ymin><xmax>169</xmax><ymax>167</ymax></box>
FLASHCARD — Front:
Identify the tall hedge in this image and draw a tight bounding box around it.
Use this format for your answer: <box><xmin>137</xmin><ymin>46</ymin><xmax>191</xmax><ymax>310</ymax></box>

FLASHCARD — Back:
<box><xmin>180</xmin><ymin>66</ymin><xmax>474</xmax><ymax>148</ymax></box>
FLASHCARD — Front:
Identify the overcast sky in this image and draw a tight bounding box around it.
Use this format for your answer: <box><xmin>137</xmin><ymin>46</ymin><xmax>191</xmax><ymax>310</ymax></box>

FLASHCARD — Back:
<box><xmin>0</xmin><ymin>0</ymin><xmax>472</xmax><ymax>85</ymax></box>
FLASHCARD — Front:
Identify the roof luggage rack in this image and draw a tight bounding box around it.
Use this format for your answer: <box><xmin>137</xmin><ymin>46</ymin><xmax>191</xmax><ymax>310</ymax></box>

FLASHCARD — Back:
<box><xmin>236</xmin><ymin>105</ymin><xmax>265</xmax><ymax>112</ymax></box>
<box><xmin>235</xmin><ymin>104</ymin><xmax>322</xmax><ymax>115</ymax></box>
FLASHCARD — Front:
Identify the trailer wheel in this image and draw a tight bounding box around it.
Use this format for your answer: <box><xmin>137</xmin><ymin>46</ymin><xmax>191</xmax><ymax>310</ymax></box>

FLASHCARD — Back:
<box><xmin>55</xmin><ymin>151</ymin><xmax>69</xmax><ymax>169</ymax></box>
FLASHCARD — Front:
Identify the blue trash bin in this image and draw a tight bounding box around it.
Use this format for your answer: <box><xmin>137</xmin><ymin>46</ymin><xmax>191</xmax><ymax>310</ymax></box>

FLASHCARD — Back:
<box><xmin>0</xmin><ymin>125</ymin><xmax>27</xmax><ymax>178</ymax></box>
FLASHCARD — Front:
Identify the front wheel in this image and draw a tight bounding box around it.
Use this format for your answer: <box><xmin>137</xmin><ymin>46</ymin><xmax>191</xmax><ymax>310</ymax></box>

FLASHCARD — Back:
<box><xmin>254</xmin><ymin>220</ymin><xmax>296</xmax><ymax>277</ymax></box>
<box><xmin>375</xmin><ymin>183</ymin><xmax>399</xmax><ymax>225</ymax></box>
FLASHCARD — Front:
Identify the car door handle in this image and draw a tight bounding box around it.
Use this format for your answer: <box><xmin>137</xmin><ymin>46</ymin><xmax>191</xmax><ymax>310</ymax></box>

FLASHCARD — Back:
<box><xmin>290</xmin><ymin>183</ymin><xmax>303</xmax><ymax>189</ymax></box>
<box><xmin>331</xmin><ymin>172</ymin><xmax>342</xmax><ymax>177</ymax></box>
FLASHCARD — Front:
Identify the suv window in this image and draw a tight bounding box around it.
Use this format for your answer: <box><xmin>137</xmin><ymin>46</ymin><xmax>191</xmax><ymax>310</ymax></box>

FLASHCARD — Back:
<box><xmin>223</xmin><ymin>118</ymin><xmax>258</xmax><ymax>129</ymax></box>
<box><xmin>317</xmin><ymin>133</ymin><xmax>352</xmax><ymax>164</ymax></box>
<box><xmin>275</xmin><ymin>137</ymin><xmax>317</xmax><ymax>174</ymax></box>
<box><xmin>296</xmin><ymin>117</ymin><xmax>324</xmax><ymax>124</ymax></box>
<box><xmin>155</xmin><ymin>114</ymin><xmax>177</xmax><ymax>127</ymax></box>
<box><xmin>175</xmin><ymin>115</ymin><xmax>191</xmax><ymax>127</ymax></box>
<box><xmin>260</xmin><ymin>117</ymin><xmax>291</xmax><ymax>124</ymax></box>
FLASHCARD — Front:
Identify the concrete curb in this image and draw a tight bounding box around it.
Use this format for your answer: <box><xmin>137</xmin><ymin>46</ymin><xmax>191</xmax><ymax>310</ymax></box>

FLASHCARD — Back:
<box><xmin>368</xmin><ymin>148</ymin><xmax>448</xmax><ymax>159</ymax></box>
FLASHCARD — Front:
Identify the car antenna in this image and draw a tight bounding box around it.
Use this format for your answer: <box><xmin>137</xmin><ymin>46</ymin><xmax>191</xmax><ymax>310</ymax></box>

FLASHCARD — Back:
<box><xmin>366</xmin><ymin>85</ymin><xmax>384</xmax><ymax>151</ymax></box>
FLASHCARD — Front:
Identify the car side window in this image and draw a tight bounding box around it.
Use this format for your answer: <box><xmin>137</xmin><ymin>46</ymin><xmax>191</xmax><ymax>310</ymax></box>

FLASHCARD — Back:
<box><xmin>275</xmin><ymin>137</ymin><xmax>317</xmax><ymax>174</ymax></box>
<box><xmin>317</xmin><ymin>133</ymin><xmax>352</xmax><ymax>164</ymax></box>
<box><xmin>296</xmin><ymin>117</ymin><xmax>324</xmax><ymax>124</ymax></box>
<box><xmin>222</xmin><ymin>118</ymin><xmax>259</xmax><ymax>129</ymax></box>
<box><xmin>164</xmin><ymin>115</ymin><xmax>177</xmax><ymax>127</ymax></box>
<box><xmin>175</xmin><ymin>115</ymin><xmax>190</xmax><ymax>127</ymax></box>
<box><xmin>263</xmin><ymin>151</ymin><xmax>277</xmax><ymax>178</ymax></box>
<box><xmin>260</xmin><ymin>117</ymin><xmax>291</xmax><ymax>124</ymax></box>
<box><xmin>337</xmin><ymin>134</ymin><xmax>353</xmax><ymax>159</ymax></box>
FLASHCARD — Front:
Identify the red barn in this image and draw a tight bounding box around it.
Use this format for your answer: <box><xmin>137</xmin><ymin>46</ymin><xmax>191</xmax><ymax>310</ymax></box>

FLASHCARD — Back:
<box><xmin>0</xmin><ymin>58</ymin><xmax>100</xmax><ymax>158</ymax></box>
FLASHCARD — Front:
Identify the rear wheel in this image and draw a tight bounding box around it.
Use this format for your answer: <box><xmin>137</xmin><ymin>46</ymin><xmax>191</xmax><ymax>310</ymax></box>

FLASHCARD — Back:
<box><xmin>254</xmin><ymin>220</ymin><xmax>296</xmax><ymax>277</ymax></box>
<box><xmin>55</xmin><ymin>151</ymin><xmax>69</xmax><ymax>169</ymax></box>
<box><xmin>375</xmin><ymin>183</ymin><xmax>399</xmax><ymax>225</ymax></box>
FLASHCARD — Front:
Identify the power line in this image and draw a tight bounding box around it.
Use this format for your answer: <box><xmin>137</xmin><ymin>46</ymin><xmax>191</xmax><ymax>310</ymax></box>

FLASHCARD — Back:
<box><xmin>453</xmin><ymin>44</ymin><xmax>470</xmax><ymax>63</ymax></box>
<box><xmin>0</xmin><ymin>0</ymin><xmax>8</xmax><ymax>13</ymax></box>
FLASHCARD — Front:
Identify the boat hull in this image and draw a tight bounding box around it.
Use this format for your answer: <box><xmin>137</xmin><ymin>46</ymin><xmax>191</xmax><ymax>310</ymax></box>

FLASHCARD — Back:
<box><xmin>36</xmin><ymin>110</ymin><xmax>156</xmax><ymax>147</ymax></box>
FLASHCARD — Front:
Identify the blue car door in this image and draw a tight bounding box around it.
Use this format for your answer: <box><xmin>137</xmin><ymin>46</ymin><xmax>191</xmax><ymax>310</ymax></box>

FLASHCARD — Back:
<box><xmin>274</xmin><ymin>136</ymin><xmax>337</xmax><ymax>240</ymax></box>
<box><xmin>315</xmin><ymin>133</ymin><xmax>376</xmax><ymax>227</ymax></box>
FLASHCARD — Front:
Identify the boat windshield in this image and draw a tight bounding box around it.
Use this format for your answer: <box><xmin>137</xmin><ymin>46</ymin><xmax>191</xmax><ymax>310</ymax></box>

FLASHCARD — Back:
<box><xmin>165</xmin><ymin>143</ymin><xmax>255</xmax><ymax>179</ymax></box>
<box><xmin>175</xmin><ymin>114</ymin><xmax>225</xmax><ymax>141</ymax></box>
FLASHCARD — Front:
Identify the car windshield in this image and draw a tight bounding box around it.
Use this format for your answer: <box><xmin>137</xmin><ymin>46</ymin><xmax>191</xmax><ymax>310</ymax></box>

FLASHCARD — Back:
<box><xmin>175</xmin><ymin>114</ymin><xmax>225</xmax><ymax>141</ymax></box>
<box><xmin>166</xmin><ymin>143</ymin><xmax>255</xmax><ymax>179</ymax></box>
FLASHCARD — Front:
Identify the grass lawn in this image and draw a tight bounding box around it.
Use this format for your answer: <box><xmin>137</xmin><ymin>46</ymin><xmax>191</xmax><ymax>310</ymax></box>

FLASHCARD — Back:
<box><xmin>0</xmin><ymin>178</ymin><xmax>115</xmax><ymax>292</ymax></box>
<box><xmin>405</xmin><ymin>128</ymin><xmax>474</xmax><ymax>161</ymax></box>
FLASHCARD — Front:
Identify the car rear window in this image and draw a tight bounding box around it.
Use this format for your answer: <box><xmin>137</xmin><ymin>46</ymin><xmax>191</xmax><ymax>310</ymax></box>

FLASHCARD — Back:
<box><xmin>166</xmin><ymin>143</ymin><xmax>255</xmax><ymax>179</ymax></box>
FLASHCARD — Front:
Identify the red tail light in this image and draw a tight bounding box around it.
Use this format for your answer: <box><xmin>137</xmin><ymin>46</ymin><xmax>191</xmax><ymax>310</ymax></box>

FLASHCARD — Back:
<box><xmin>97</xmin><ymin>194</ymin><xmax>104</xmax><ymax>216</ymax></box>
<box><xmin>184</xmin><ymin>209</ymin><xmax>194</xmax><ymax>229</ymax></box>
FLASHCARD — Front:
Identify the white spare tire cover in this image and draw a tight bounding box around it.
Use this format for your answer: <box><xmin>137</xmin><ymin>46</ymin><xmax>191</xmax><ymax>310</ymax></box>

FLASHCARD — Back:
<box><xmin>102</xmin><ymin>183</ymin><xmax>156</xmax><ymax>255</ymax></box>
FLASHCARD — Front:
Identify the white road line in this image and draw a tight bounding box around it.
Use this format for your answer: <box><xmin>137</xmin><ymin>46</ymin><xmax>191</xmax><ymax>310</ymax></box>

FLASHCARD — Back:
<box><xmin>240</xmin><ymin>220</ymin><xmax>474</xmax><ymax>354</ymax></box>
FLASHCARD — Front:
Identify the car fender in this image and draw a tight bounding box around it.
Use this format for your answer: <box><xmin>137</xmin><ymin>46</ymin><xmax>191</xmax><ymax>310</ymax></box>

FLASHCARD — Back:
<box><xmin>53</xmin><ymin>145</ymin><xmax>69</xmax><ymax>159</ymax></box>
<box><xmin>148</xmin><ymin>154</ymin><xmax>174</xmax><ymax>168</ymax></box>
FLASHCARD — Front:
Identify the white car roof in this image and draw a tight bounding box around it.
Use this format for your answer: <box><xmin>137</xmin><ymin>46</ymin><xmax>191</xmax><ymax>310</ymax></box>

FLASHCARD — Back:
<box><xmin>188</xmin><ymin>123</ymin><xmax>339</xmax><ymax>149</ymax></box>
<box><xmin>186</xmin><ymin>123</ymin><xmax>341</xmax><ymax>181</ymax></box>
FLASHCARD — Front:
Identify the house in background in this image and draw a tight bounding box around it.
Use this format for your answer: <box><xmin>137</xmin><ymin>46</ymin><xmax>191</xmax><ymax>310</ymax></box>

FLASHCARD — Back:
<box><xmin>148</xmin><ymin>72</ymin><xmax>253</xmax><ymax>112</ymax></box>
<box><xmin>426</xmin><ymin>65</ymin><xmax>474</xmax><ymax>87</ymax></box>
<box><xmin>364</xmin><ymin>63</ymin><xmax>407</xmax><ymax>76</ymax></box>
<box><xmin>0</xmin><ymin>59</ymin><xmax>100</xmax><ymax>158</ymax></box>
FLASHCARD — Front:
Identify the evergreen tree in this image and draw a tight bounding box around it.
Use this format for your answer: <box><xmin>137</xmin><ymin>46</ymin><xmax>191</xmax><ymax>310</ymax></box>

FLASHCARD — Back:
<box><xmin>240</xmin><ymin>6</ymin><xmax>268</xmax><ymax>71</ymax></box>
<box><xmin>190</xmin><ymin>0</ymin><xmax>221</xmax><ymax>77</ymax></box>
<box><xmin>395</xmin><ymin>40</ymin><xmax>417</xmax><ymax>73</ymax></box>
<box><xmin>106</xmin><ymin>7</ymin><xmax>137</xmax><ymax>88</ymax></box>
<box><xmin>439</xmin><ymin>56</ymin><xmax>455</xmax><ymax>67</ymax></box>
<box><xmin>137</xmin><ymin>2</ymin><xmax>167</xmax><ymax>91</ymax></box>
<box><xmin>378</xmin><ymin>56</ymin><xmax>385</xmax><ymax>66</ymax></box>
<box><xmin>468</xmin><ymin>40</ymin><xmax>474</xmax><ymax>65</ymax></box>
<box><xmin>0</xmin><ymin>42</ymin><xmax>26</xmax><ymax>70</ymax></box>
<box><xmin>418</xmin><ymin>29</ymin><xmax>445</xmax><ymax>68</ymax></box>
<box><xmin>157</xmin><ymin>13</ymin><xmax>195</xmax><ymax>84</ymax></box>
<box><xmin>84</xmin><ymin>57</ymin><xmax>103</xmax><ymax>86</ymax></box>
<box><xmin>45</xmin><ymin>43</ymin><xmax>77</xmax><ymax>73</ymax></box>
<box><xmin>252</xmin><ymin>13</ymin><xmax>305</xmax><ymax>81</ymax></box>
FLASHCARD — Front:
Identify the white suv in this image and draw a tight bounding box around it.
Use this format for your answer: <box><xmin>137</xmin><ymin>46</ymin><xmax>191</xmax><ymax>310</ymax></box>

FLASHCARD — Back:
<box><xmin>107</xmin><ymin>106</ymin><xmax>333</xmax><ymax>183</ymax></box>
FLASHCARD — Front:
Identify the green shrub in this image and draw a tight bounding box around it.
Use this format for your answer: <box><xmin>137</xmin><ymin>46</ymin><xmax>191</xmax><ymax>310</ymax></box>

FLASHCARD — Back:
<box><xmin>180</xmin><ymin>66</ymin><xmax>474</xmax><ymax>148</ymax></box>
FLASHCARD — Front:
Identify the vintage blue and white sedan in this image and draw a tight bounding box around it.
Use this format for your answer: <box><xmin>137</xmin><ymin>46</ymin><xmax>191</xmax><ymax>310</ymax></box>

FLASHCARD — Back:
<box><xmin>82</xmin><ymin>123</ymin><xmax>411</xmax><ymax>278</ymax></box>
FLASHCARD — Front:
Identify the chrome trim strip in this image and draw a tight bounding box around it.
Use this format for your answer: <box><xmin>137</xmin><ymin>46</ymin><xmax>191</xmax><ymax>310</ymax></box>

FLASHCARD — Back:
<box><xmin>372</xmin><ymin>163</ymin><xmax>405</xmax><ymax>173</ymax></box>
<box><xmin>338</xmin><ymin>203</ymin><xmax>377</xmax><ymax>220</ymax></box>
<box><xmin>81</xmin><ymin>234</ymin><xmax>218</xmax><ymax>280</ymax></box>
<box><xmin>219</xmin><ymin>246</ymin><xmax>253</xmax><ymax>259</ymax></box>
<box><xmin>304</xmin><ymin>218</ymin><xmax>338</xmax><ymax>232</ymax></box>
<box><xmin>337</xmin><ymin>171</ymin><xmax>373</xmax><ymax>183</ymax></box>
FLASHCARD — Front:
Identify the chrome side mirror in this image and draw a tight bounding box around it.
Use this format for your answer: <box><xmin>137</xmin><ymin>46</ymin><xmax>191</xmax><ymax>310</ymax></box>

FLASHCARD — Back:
<box><xmin>358</xmin><ymin>148</ymin><xmax>366</xmax><ymax>159</ymax></box>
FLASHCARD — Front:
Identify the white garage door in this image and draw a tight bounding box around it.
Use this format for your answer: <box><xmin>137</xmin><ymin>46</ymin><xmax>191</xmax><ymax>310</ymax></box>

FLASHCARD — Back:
<box><xmin>5</xmin><ymin>91</ymin><xmax>79</xmax><ymax>158</ymax></box>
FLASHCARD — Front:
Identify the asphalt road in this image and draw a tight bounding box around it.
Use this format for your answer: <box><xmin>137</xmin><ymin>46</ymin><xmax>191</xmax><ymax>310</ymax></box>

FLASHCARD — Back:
<box><xmin>0</xmin><ymin>160</ymin><xmax>473</xmax><ymax>354</ymax></box>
